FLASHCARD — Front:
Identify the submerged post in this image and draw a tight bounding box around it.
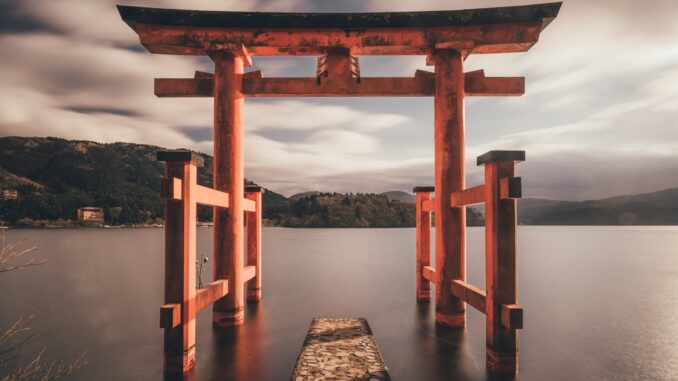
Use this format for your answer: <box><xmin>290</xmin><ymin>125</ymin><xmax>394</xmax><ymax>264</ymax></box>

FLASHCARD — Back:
<box><xmin>414</xmin><ymin>186</ymin><xmax>434</xmax><ymax>302</ymax></box>
<box><xmin>211</xmin><ymin>50</ymin><xmax>247</xmax><ymax>327</ymax></box>
<box><xmin>158</xmin><ymin>151</ymin><xmax>204</xmax><ymax>373</ymax></box>
<box><xmin>432</xmin><ymin>48</ymin><xmax>466</xmax><ymax>327</ymax></box>
<box><xmin>245</xmin><ymin>185</ymin><xmax>263</xmax><ymax>301</ymax></box>
<box><xmin>479</xmin><ymin>150</ymin><xmax>525</xmax><ymax>374</ymax></box>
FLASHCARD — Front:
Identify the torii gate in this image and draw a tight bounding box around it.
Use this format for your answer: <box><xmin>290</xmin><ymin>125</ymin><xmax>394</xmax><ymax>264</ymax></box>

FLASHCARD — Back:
<box><xmin>118</xmin><ymin>2</ymin><xmax>561</xmax><ymax>376</ymax></box>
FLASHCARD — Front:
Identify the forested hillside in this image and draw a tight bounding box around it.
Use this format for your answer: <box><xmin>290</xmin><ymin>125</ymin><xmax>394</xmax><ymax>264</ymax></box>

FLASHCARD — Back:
<box><xmin>0</xmin><ymin>137</ymin><xmax>287</xmax><ymax>225</ymax></box>
<box><xmin>2</xmin><ymin>137</ymin><xmax>676</xmax><ymax>227</ymax></box>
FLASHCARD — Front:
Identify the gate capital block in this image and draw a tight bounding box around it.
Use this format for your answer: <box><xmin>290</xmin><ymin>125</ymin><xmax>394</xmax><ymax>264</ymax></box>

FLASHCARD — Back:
<box><xmin>157</xmin><ymin>150</ymin><xmax>205</xmax><ymax>167</ymax></box>
<box><xmin>245</xmin><ymin>184</ymin><xmax>264</xmax><ymax>193</ymax></box>
<box><xmin>413</xmin><ymin>186</ymin><xmax>435</xmax><ymax>193</ymax></box>
<box><xmin>477</xmin><ymin>150</ymin><xmax>525</xmax><ymax>166</ymax></box>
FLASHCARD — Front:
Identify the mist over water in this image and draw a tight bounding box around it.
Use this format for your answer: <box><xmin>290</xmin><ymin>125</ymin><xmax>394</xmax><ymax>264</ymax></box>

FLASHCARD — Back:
<box><xmin>1</xmin><ymin>227</ymin><xmax>677</xmax><ymax>380</ymax></box>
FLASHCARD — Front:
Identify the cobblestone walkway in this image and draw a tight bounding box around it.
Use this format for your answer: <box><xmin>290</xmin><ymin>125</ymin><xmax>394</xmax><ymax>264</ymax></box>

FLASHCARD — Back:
<box><xmin>292</xmin><ymin>318</ymin><xmax>390</xmax><ymax>381</ymax></box>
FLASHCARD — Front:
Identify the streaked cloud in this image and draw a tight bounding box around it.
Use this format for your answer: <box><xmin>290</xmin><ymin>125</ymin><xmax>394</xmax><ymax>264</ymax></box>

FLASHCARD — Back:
<box><xmin>245</xmin><ymin>100</ymin><xmax>411</xmax><ymax>133</ymax></box>
<box><xmin>0</xmin><ymin>0</ymin><xmax>676</xmax><ymax>199</ymax></box>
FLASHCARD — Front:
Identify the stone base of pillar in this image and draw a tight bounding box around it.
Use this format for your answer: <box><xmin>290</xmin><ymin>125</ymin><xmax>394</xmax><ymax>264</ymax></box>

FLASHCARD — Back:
<box><xmin>213</xmin><ymin>308</ymin><xmax>244</xmax><ymax>327</ymax></box>
<box><xmin>486</xmin><ymin>348</ymin><xmax>518</xmax><ymax>374</ymax></box>
<box><xmin>247</xmin><ymin>288</ymin><xmax>262</xmax><ymax>302</ymax></box>
<box><xmin>163</xmin><ymin>346</ymin><xmax>195</xmax><ymax>374</ymax></box>
<box><xmin>435</xmin><ymin>311</ymin><xmax>465</xmax><ymax>327</ymax></box>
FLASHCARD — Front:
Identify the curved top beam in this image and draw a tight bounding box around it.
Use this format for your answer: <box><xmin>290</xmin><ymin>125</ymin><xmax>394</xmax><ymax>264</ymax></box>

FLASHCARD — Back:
<box><xmin>118</xmin><ymin>3</ymin><xmax>561</xmax><ymax>30</ymax></box>
<box><xmin>116</xmin><ymin>3</ymin><xmax>561</xmax><ymax>56</ymax></box>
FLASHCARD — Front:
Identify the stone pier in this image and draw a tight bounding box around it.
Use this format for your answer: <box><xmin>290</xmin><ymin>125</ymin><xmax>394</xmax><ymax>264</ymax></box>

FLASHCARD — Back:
<box><xmin>292</xmin><ymin>318</ymin><xmax>390</xmax><ymax>381</ymax></box>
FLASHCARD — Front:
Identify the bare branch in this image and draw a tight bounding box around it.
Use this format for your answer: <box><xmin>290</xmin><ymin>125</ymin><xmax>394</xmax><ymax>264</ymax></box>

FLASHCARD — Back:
<box><xmin>0</xmin><ymin>233</ymin><xmax>44</xmax><ymax>274</ymax></box>
<box><xmin>0</xmin><ymin>262</ymin><xmax>46</xmax><ymax>274</ymax></box>
<box><xmin>0</xmin><ymin>235</ymin><xmax>86</xmax><ymax>380</ymax></box>
<box><xmin>0</xmin><ymin>347</ymin><xmax>87</xmax><ymax>381</ymax></box>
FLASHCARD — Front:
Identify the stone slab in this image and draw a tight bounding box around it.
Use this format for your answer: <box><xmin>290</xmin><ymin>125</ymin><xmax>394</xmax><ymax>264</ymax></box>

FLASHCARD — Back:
<box><xmin>292</xmin><ymin>318</ymin><xmax>390</xmax><ymax>381</ymax></box>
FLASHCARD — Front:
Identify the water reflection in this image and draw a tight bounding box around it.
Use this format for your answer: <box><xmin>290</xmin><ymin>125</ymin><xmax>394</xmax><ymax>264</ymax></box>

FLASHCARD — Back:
<box><xmin>1</xmin><ymin>227</ymin><xmax>677</xmax><ymax>380</ymax></box>
<box><xmin>164</xmin><ymin>368</ymin><xmax>196</xmax><ymax>381</ymax></box>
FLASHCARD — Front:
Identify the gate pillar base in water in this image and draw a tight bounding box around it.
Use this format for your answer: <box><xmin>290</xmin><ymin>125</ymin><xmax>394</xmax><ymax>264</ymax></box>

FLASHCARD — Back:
<box><xmin>213</xmin><ymin>309</ymin><xmax>245</xmax><ymax>327</ymax></box>
<box><xmin>163</xmin><ymin>347</ymin><xmax>195</xmax><ymax>374</ymax></box>
<box><xmin>435</xmin><ymin>312</ymin><xmax>466</xmax><ymax>328</ymax></box>
<box><xmin>487</xmin><ymin>349</ymin><xmax>518</xmax><ymax>374</ymax></box>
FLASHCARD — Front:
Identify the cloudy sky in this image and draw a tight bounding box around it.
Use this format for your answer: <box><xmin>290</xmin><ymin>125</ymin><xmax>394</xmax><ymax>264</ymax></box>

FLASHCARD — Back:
<box><xmin>1</xmin><ymin>0</ymin><xmax>677</xmax><ymax>199</ymax></box>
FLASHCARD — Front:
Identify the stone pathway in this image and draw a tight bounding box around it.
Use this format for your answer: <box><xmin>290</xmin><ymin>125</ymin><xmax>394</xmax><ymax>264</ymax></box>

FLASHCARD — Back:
<box><xmin>292</xmin><ymin>318</ymin><xmax>390</xmax><ymax>381</ymax></box>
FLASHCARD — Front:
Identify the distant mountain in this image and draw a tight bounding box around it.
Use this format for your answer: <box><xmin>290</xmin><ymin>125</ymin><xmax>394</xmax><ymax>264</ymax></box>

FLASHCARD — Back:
<box><xmin>289</xmin><ymin>191</ymin><xmax>320</xmax><ymax>200</ymax></box>
<box><xmin>2</xmin><ymin>136</ymin><xmax>677</xmax><ymax>227</ymax></box>
<box><xmin>518</xmin><ymin>188</ymin><xmax>678</xmax><ymax>225</ymax></box>
<box><xmin>380</xmin><ymin>191</ymin><xmax>416</xmax><ymax>204</ymax></box>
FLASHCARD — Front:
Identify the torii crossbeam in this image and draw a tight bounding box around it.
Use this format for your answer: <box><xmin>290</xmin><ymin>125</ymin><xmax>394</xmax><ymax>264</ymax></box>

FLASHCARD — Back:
<box><xmin>117</xmin><ymin>2</ymin><xmax>561</xmax><ymax>376</ymax></box>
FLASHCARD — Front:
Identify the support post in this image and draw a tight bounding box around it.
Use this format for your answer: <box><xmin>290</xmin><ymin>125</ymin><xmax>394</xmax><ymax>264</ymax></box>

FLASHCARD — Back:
<box><xmin>245</xmin><ymin>185</ymin><xmax>263</xmax><ymax>302</ymax></box>
<box><xmin>414</xmin><ymin>186</ymin><xmax>434</xmax><ymax>302</ymax></box>
<box><xmin>325</xmin><ymin>47</ymin><xmax>352</xmax><ymax>78</ymax></box>
<box><xmin>479</xmin><ymin>150</ymin><xmax>525</xmax><ymax>374</ymax></box>
<box><xmin>157</xmin><ymin>150</ymin><xmax>204</xmax><ymax>374</ymax></box>
<box><xmin>432</xmin><ymin>49</ymin><xmax>466</xmax><ymax>327</ymax></box>
<box><xmin>211</xmin><ymin>51</ymin><xmax>246</xmax><ymax>327</ymax></box>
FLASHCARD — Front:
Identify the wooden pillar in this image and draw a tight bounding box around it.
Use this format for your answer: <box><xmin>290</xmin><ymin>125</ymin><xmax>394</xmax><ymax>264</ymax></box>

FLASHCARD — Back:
<box><xmin>414</xmin><ymin>186</ymin><xmax>433</xmax><ymax>302</ymax></box>
<box><xmin>245</xmin><ymin>185</ymin><xmax>262</xmax><ymax>302</ymax></box>
<box><xmin>432</xmin><ymin>49</ymin><xmax>466</xmax><ymax>327</ymax></box>
<box><xmin>211</xmin><ymin>51</ymin><xmax>246</xmax><ymax>327</ymax></box>
<box><xmin>480</xmin><ymin>150</ymin><xmax>524</xmax><ymax>374</ymax></box>
<box><xmin>157</xmin><ymin>151</ymin><xmax>203</xmax><ymax>374</ymax></box>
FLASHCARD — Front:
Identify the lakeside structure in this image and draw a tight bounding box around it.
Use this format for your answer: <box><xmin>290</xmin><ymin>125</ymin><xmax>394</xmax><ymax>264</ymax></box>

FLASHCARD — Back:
<box><xmin>76</xmin><ymin>206</ymin><xmax>104</xmax><ymax>223</ymax></box>
<box><xmin>117</xmin><ymin>2</ymin><xmax>561</xmax><ymax>377</ymax></box>
<box><xmin>2</xmin><ymin>189</ymin><xmax>18</xmax><ymax>200</ymax></box>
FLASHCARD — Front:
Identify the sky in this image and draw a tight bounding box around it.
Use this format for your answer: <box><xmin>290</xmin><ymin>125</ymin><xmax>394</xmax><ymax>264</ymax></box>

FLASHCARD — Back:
<box><xmin>0</xmin><ymin>0</ymin><xmax>677</xmax><ymax>199</ymax></box>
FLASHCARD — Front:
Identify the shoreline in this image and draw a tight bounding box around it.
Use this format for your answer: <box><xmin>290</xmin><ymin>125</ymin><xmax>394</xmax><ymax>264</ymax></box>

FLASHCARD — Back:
<box><xmin>3</xmin><ymin>224</ymin><xmax>678</xmax><ymax>229</ymax></box>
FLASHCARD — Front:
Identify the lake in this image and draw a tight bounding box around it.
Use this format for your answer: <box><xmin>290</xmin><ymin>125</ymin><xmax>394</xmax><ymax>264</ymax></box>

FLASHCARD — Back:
<box><xmin>1</xmin><ymin>227</ymin><xmax>677</xmax><ymax>380</ymax></box>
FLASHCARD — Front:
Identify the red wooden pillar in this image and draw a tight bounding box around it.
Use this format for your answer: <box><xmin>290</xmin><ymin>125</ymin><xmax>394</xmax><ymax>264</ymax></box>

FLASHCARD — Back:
<box><xmin>157</xmin><ymin>151</ymin><xmax>203</xmax><ymax>374</ymax></box>
<box><xmin>479</xmin><ymin>150</ymin><xmax>525</xmax><ymax>374</ymax></box>
<box><xmin>414</xmin><ymin>186</ymin><xmax>434</xmax><ymax>302</ymax></box>
<box><xmin>211</xmin><ymin>50</ymin><xmax>246</xmax><ymax>327</ymax></box>
<box><xmin>432</xmin><ymin>49</ymin><xmax>466</xmax><ymax>327</ymax></box>
<box><xmin>245</xmin><ymin>185</ymin><xmax>262</xmax><ymax>302</ymax></box>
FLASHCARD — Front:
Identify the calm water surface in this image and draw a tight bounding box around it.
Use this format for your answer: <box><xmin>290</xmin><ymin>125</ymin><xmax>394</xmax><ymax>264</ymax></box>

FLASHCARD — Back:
<box><xmin>1</xmin><ymin>227</ymin><xmax>677</xmax><ymax>381</ymax></box>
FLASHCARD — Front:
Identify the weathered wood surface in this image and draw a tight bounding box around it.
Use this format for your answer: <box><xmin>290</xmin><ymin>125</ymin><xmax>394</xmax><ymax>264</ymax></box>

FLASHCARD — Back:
<box><xmin>422</xmin><ymin>266</ymin><xmax>437</xmax><ymax>283</ymax></box>
<box><xmin>433</xmin><ymin>48</ymin><xmax>466</xmax><ymax>327</ymax></box>
<box><xmin>118</xmin><ymin>3</ymin><xmax>561</xmax><ymax>56</ymax></box>
<box><xmin>450</xmin><ymin>279</ymin><xmax>487</xmax><ymax>313</ymax></box>
<box><xmin>118</xmin><ymin>4</ymin><xmax>560</xmax><ymax>30</ymax></box>
<box><xmin>155</xmin><ymin>72</ymin><xmax>524</xmax><ymax>98</ymax></box>
<box><xmin>415</xmin><ymin>191</ymin><xmax>432</xmax><ymax>302</ymax></box>
<box><xmin>212</xmin><ymin>52</ymin><xmax>246</xmax><ymax>327</ymax></box>
<box><xmin>501</xmin><ymin>304</ymin><xmax>523</xmax><ymax>330</ymax></box>
<box><xmin>292</xmin><ymin>318</ymin><xmax>390</xmax><ymax>381</ymax></box>
<box><xmin>195</xmin><ymin>279</ymin><xmax>228</xmax><ymax>314</ymax></box>
<box><xmin>500</xmin><ymin>177</ymin><xmax>522</xmax><ymax>200</ymax></box>
<box><xmin>450</xmin><ymin>184</ymin><xmax>485</xmax><ymax>207</ymax></box>
<box><xmin>246</xmin><ymin>190</ymin><xmax>262</xmax><ymax>301</ymax></box>
<box><xmin>160</xmin><ymin>303</ymin><xmax>181</xmax><ymax>329</ymax></box>
<box><xmin>482</xmin><ymin>150</ymin><xmax>524</xmax><ymax>374</ymax></box>
<box><xmin>161</xmin><ymin>160</ymin><xmax>198</xmax><ymax>373</ymax></box>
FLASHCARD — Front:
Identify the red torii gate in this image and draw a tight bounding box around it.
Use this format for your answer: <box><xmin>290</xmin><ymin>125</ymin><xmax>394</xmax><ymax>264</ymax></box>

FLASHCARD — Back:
<box><xmin>118</xmin><ymin>2</ymin><xmax>561</xmax><ymax>376</ymax></box>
